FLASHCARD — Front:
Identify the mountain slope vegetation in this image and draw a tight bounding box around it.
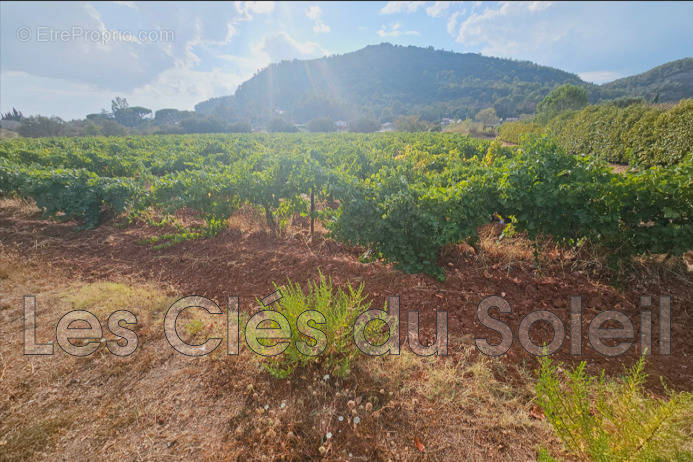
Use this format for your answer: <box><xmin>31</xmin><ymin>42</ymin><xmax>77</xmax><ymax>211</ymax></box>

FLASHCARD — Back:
<box><xmin>195</xmin><ymin>44</ymin><xmax>692</xmax><ymax>125</ymax></box>
<box><xmin>195</xmin><ymin>43</ymin><xmax>586</xmax><ymax>123</ymax></box>
<box><xmin>600</xmin><ymin>58</ymin><xmax>693</xmax><ymax>103</ymax></box>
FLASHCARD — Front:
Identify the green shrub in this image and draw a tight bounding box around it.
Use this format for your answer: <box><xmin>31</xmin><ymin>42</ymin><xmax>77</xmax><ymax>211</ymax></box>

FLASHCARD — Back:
<box><xmin>650</xmin><ymin>99</ymin><xmax>693</xmax><ymax>165</ymax></box>
<box><xmin>258</xmin><ymin>273</ymin><xmax>379</xmax><ymax>379</ymax></box>
<box><xmin>498</xmin><ymin>120</ymin><xmax>544</xmax><ymax>144</ymax></box>
<box><xmin>545</xmin><ymin>99</ymin><xmax>692</xmax><ymax>166</ymax></box>
<box><xmin>536</xmin><ymin>355</ymin><xmax>693</xmax><ymax>462</ymax></box>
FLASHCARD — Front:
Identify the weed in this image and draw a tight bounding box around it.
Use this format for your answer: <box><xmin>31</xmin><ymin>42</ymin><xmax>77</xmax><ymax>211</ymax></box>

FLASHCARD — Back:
<box><xmin>258</xmin><ymin>272</ymin><xmax>382</xmax><ymax>379</ymax></box>
<box><xmin>536</xmin><ymin>355</ymin><xmax>693</xmax><ymax>461</ymax></box>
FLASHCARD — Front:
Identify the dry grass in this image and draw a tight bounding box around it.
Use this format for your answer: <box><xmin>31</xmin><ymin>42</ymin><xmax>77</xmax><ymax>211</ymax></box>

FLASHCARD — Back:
<box><xmin>0</xmin><ymin>249</ymin><xmax>559</xmax><ymax>460</ymax></box>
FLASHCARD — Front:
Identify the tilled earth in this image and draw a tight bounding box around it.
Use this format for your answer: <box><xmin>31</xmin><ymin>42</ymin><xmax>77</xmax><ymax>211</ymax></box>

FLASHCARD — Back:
<box><xmin>1</xmin><ymin>201</ymin><xmax>691</xmax><ymax>391</ymax></box>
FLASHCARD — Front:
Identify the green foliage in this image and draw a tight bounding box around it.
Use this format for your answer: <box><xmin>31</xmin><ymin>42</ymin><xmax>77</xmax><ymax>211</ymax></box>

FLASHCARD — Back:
<box><xmin>0</xmin><ymin>162</ymin><xmax>136</xmax><ymax>229</ymax></box>
<box><xmin>267</xmin><ymin>118</ymin><xmax>298</xmax><ymax>133</ymax></box>
<box><xmin>600</xmin><ymin>58</ymin><xmax>693</xmax><ymax>103</ymax></box>
<box><xmin>497</xmin><ymin>137</ymin><xmax>693</xmax><ymax>258</ymax></box>
<box><xmin>474</xmin><ymin>107</ymin><xmax>500</xmax><ymax>126</ymax></box>
<box><xmin>18</xmin><ymin>116</ymin><xmax>68</xmax><ymax>138</ymax></box>
<box><xmin>307</xmin><ymin>117</ymin><xmax>336</xmax><ymax>132</ymax></box>
<box><xmin>196</xmin><ymin>43</ymin><xmax>589</xmax><ymax>124</ymax></box>
<box><xmin>536</xmin><ymin>355</ymin><xmax>693</xmax><ymax>462</ymax></box>
<box><xmin>348</xmin><ymin>117</ymin><xmax>381</xmax><ymax>133</ymax></box>
<box><xmin>536</xmin><ymin>84</ymin><xmax>589</xmax><ymax>124</ymax></box>
<box><xmin>546</xmin><ymin>99</ymin><xmax>693</xmax><ymax>166</ymax></box>
<box><xmin>0</xmin><ymin>133</ymin><xmax>689</xmax><ymax>277</ymax></box>
<box><xmin>259</xmin><ymin>273</ymin><xmax>376</xmax><ymax>379</ymax></box>
<box><xmin>498</xmin><ymin>120</ymin><xmax>544</xmax><ymax>144</ymax></box>
<box><xmin>394</xmin><ymin>115</ymin><xmax>436</xmax><ymax>132</ymax></box>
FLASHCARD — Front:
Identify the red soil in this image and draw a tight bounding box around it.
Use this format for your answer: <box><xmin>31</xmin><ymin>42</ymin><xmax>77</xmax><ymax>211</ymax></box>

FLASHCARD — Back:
<box><xmin>1</xmin><ymin>204</ymin><xmax>691</xmax><ymax>391</ymax></box>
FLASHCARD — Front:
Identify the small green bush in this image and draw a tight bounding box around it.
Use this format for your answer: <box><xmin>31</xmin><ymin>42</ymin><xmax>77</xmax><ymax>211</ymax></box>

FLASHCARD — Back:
<box><xmin>536</xmin><ymin>355</ymin><xmax>693</xmax><ymax>462</ymax></box>
<box><xmin>258</xmin><ymin>272</ymin><xmax>380</xmax><ymax>379</ymax></box>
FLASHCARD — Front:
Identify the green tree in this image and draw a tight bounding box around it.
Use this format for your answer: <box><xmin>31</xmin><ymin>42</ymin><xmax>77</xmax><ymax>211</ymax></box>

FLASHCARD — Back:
<box><xmin>307</xmin><ymin>117</ymin><xmax>336</xmax><ymax>132</ymax></box>
<box><xmin>348</xmin><ymin>117</ymin><xmax>380</xmax><ymax>133</ymax></box>
<box><xmin>536</xmin><ymin>84</ymin><xmax>588</xmax><ymax>123</ymax></box>
<box><xmin>17</xmin><ymin>116</ymin><xmax>67</xmax><ymax>137</ymax></box>
<box><xmin>394</xmin><ymin>115</ymin><xmax>431</xmax><ymax>132</ymax></box>
<box><xmin>100</xmin><ymin>119</ymin><xmax>127</xmax><ymax>136</ymax></box>
<box><xmin>474</xmin><ymin>107</ymin><xmax>500</xmax><ymax>129</ymax></box>
<box><xmin>114</xmin><ymin>106</ymin><xmax>152</xmax><ymax>127</ymax></box>
<box><xmin>267</xmin><ymin>118</ymin><xmax>298</xmax><ymax>133</ymax></box>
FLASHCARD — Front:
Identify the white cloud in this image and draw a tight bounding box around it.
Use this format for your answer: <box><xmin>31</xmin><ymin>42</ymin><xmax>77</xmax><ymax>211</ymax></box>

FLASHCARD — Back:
<box><xmin>252</xmin><ymin>31</ymin><xmax>327</xmax><ymax>63</ymax></box>
<box><xmin>426</xmin><ymin>2</ymin><xmax>451</xmax><ymax>17</ymax></box>
<box><xmin>446</xmin><ymin>10</ymin><xmax>461</xmax><ymax>35</ymax></box>
<box><xmin>377</xmin><ymin>22</ymin><xmax>420</xmax><ymax>37</ymax></box>
<box><xmin>306</xmin><ymin>5</ymin><xmax>330</xmax><ymax>33</ymax></box>
<box><xmin>578</xmin><ymin>70</ymin><xmax>622</xmax><ymax>84</ymax></box>
<box><xmin>112</xmin><ymin>1</ymin><xmax>137</xmax><ymax>9</ymax></box>
<box><xmin>306</xmin><ymin>5</ymin><xmax>321</xmax><ymax>20</ymax></box>
<box><xmin>314</xmin><ymin>22</ymin><xmax>330</xmax><ymax>33</ymax></box>
<box><xmin>234</xmin><ymin>1</ymin><xmax>275</xmax><ymax>20</ymax></box>
<box><xmin>0</xmin><ymin>66</ymin><xmax>245</xmax><ymax>119</ymax></box>
<box><xmin>528</xmin><ymin>1</ymin><xmax>552</xmax><ymax>12</ymax></box>
<box><xmin>380</xmin><ymin>1</ymin><xmax>426</xmax><ymax>14</ymax></box>
<box><xmin>455</xmin><ymin>1</ymin><xmax>569</xmax><ymax>58</ymax></box>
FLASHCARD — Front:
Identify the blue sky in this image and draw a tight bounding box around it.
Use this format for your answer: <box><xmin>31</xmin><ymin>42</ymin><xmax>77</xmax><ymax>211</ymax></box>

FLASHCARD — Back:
<box><xmin>1</xmin><ymin>1</ymin><xmax>691</xmax><ymax>120</ymax></box>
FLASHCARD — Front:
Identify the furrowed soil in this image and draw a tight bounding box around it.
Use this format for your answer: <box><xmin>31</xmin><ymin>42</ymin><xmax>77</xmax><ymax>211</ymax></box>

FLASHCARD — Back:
<box><xmin>1</xmin><ymin>198</ymin><xmax>691</xmax><ymax>461</ymax></box>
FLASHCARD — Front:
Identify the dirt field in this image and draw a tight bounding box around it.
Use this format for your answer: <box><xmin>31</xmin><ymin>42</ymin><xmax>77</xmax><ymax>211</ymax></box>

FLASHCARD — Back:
<box><xmin>1</xmin><ymin>198</ymin><xmax>691</xmax><ymax>460</ymax></box>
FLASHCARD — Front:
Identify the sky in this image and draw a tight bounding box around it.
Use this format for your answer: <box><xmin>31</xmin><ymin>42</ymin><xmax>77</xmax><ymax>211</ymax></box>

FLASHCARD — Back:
<box><xmin>1</xmin><ymin>1</ymin><xmax>691</xmax><ymax>120</ymax></box>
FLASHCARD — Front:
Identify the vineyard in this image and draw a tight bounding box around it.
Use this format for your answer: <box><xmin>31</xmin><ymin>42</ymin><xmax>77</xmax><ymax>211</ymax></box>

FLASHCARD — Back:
<box><xmin>1</xmin><ymin>132</ymin><xmax>691</xmax><ymax>278</ymax></box>
<box><xmin>499</xmin><ymin>98</ymin><xmax>693</xmax><ymax>167</ymax></box>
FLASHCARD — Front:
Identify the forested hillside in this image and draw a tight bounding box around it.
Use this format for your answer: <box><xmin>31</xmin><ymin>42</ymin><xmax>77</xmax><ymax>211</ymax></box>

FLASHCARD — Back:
<box><xmin>195</xmin><ymin>43</ymin><xmax>586</xmax><ymax>123</ymax></box>
<box><xmin>600</xmin><ymin>58</ymin><xmax>693</xmax><ymax>103</ymax></box>
<box><xmin>195</xmin><ymin>43</ymin><xmax>692</xmax><ymax>125</ymax></box>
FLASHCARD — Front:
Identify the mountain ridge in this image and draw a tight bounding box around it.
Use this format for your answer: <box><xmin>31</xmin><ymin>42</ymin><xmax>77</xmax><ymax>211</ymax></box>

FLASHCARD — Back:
<box><xmin>195</xmin><ymin>43</ymin><xmax>692</xmax><ymax>123</ymax></box>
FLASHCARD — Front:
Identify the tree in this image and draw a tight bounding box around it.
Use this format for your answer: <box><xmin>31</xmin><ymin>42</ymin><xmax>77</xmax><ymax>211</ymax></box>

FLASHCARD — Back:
<box><xmin>348</xmin><ymin>117</ymin><xmax>380</xmax><ymax>133</ymax></box>
<box><xmin>111</xmin><ymin>97</ymin><xmax>129</xmax><ymax>114</ymax></box>
<box><xmin>18</xmin><ymin>116</ymin><xmax>67</xmax><ymax>137</ymax></box>
<box><xmin>1</xmin><ymin>108</ymin><xmax>23</xmax><ymax>121</ymax></box>
<box><xmin>227</xmin><ymin>121</ymin><xmax>252</xmax><ymax>133</ymax></box>
<box><xmin>267</xmin><ymin>118</ymin><xmax>298</xmax><ymax>133</ymax></box>
<box><xmin>113</xmin><ymin>106</ymin><xmax>152</xmax><ymax>127</ymax></box>
<box><xmin>536</xmin><ymin>84</ymin><xmax>588</xmax><ymax>123</ymax></box>
<box><xmin>180</xmin><ymin>115</ymin><xmax>227</xmax><ymax>133</ymax></box>
<box><xmin>307</xmin><ymin>117</ymin><xmax>336</xmax><ymax>132</ymax></box>
<box><xmin>86</xmin><ymin>111</ymin><xmax>112</xmax><ymax>121</ymax></box>
<box><xmin>475</xmin><ymin>107</ymin><xmax>500</xmax><ymax>126</ymax></box>
<box><xmin>100</xmin><ymin>119</ymin><xmax>127</xmax><ymax>136</ymax></box>
<box><xmin>394</xmin><ymin>115</ymin><xmax>431</xmax><ymax>132</ymax></box>
<box><xmin>154</xmin><ymin>108</ymin><xmax>186</xmax><ymax>125</ymax></box>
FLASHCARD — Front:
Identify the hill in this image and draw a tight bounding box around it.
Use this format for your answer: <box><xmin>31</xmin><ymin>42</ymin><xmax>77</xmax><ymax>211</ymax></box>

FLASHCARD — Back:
<box><xmin>600</xmin><ymin>58</ymin><xmax>693</xmax><ymax>103</ymax></box>
<box><xmin>195</xmin><ymin>43</ymin><xmax>586</xmax><ymax>123</ymax></box>
<box><xmin>195</xmin><ymin>44</ymin><xmax>692</xmax><ymax>125</ymax></box>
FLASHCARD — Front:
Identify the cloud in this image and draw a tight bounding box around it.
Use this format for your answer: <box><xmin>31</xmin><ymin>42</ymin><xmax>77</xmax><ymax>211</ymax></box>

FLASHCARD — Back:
<box><xmin>253</xmin><ymin>31</ymin><xmax>327</xmax><ymax>63</ymax></box>
<box><xmin>578</xmin><ymin>70</ymin><xmax>622</xmax><ymax>84</ymax></box>
<box><xmin>380</xmin><ymin>1</ymin><xmax>426</xmax><ymax>15</ymax></box>
<box><xmin>112</xmin><ymin>1</ymin><xmax>137</xmax><ymax>9</ymax></box>
<box><xmin>377</xmin><ymin>22</ymin><xmax>420</xmax><ymax>37</ymax></box>
<box><xmin>455</xmin><ymin>1</ymin><xmax>569</xmax><ymax>58</ymax></box>
<box><xmin>528</xmin><ymin>1</ymin><xmax>552</xmax><ymax>12</ymax></box>
<box><xmin>306</xmin><ymin>5</ymin><xmax>321</xmax><ymax>20</ymax></box>
<box><xmin>0</xmin><ymin>2</ymin><xmax>258</xmax><ymax>118</ymax></box>
<box><xmin>446</xmin><ymin>10</ymin><xmax>461</xmax><ymax>35</ymax></box>
<box><xmin>306</xmin><ymin>5</ymin><xmax>330</xmax><ymax>33</ymax></box>
<box><xmin>234</xmin><ymin>1</ymin><xmax>275</xmax><ymax>20</ymax></box>
<box><xmin>426</xmin><ymin>2</ymin><xmax>451</xmax><ymax>17</ymax></box>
